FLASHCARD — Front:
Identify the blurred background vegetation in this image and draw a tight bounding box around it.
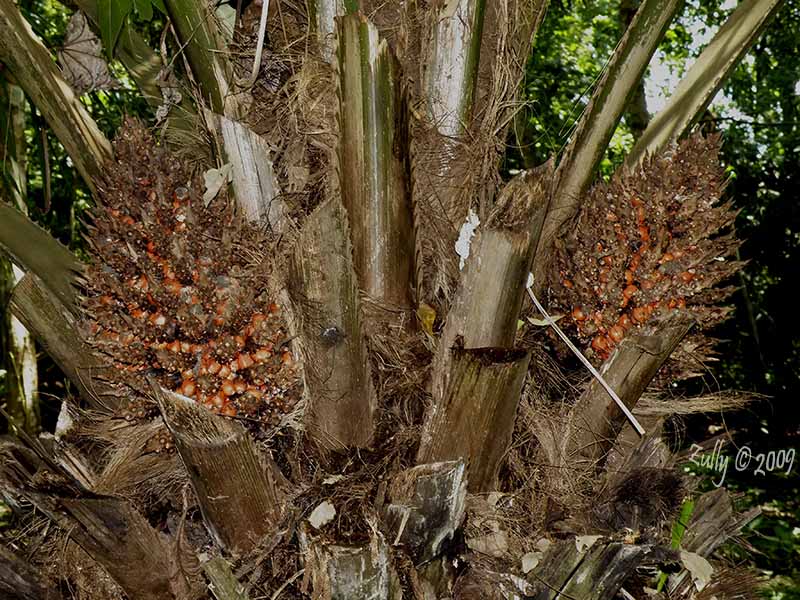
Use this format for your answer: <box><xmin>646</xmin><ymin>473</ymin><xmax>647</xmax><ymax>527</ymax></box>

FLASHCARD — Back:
<box><xmin>1</xmin><ymin>0</ymin><xmax>798</xmax><ymax>596</ymax></box>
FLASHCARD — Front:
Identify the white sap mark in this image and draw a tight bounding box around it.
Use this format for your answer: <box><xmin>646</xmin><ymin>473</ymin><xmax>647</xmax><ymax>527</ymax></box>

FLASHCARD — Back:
<box><xmin>455</xmin><ymin>209</ymin><xmax>480</xmax><ymax>270</ymax></box>
<box><xmin>308</xmin><ymin>500</ymin><xmax>336</xmax><ymax>529</ymax></box>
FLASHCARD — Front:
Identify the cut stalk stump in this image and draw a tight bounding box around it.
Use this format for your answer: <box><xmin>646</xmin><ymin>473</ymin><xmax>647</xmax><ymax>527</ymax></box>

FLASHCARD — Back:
<box><xmin>151</xmin><ymin>382</ymin><xmax>282</xmax><ymax>554</ymax></box>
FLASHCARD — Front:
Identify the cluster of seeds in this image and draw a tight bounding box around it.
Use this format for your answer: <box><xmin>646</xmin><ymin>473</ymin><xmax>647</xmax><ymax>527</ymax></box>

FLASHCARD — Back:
<box><xmin>549</xmin><ymin>133</ymin><xmax>741</xmax><ymax>363</ymax></box>
<box><xmin>83</xmin><ymin>121</ymin><xmax>301</xmax><ymax>424</ymax></box>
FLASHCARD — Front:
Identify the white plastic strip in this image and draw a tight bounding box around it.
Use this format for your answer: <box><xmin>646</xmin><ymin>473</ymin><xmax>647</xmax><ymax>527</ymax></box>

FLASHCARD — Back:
<box><xmin>526</xmin><ymin>275</ymin><xmax>645</xmax><ymax>436</ymax></box>
<box><xmin>240</xmin><ymin>0</ymin><xmax>270</xmax><ymax>88</ymax></box>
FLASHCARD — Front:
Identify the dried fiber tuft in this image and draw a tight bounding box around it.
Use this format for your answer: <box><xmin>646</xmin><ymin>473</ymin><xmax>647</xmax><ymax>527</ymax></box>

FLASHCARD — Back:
<box><xmin>591</xmin><ymin>466</ymin><xmax>685</xmax><ymax>532</ymax></box>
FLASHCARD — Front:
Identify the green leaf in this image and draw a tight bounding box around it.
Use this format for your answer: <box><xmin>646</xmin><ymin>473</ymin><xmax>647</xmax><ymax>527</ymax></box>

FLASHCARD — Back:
<box><xmin>132</xmin><ymin>0</ymin><xmax>153</xmax><ymax>22</ymax></box>
<box><xmin>656</xmin><ymin>498</ymin><xmax>696</xmax><ymax>591</ymax></box>
<box><xmin>97</xmin><ymin>0</ymin><xmax>133</xmax><ymax>58</ymax></box>
<box><xmin>152</xmin><ymin>0</ymin><xmax>167</xmax><ymax>14</ymax></box>
<box><xmin>671</xmin><ymin>498</ymin><xmax>695</xmax><ymax>549</ymax></box>
<box><xmin>344</xmin><ymin>0</ymin><xmax>359</xmax><ymax>14</ymax></box>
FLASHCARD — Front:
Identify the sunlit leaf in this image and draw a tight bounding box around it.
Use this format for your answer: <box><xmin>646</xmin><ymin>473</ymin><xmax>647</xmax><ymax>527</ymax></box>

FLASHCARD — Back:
<box><xmin>132</xmin><ymin>0</ymin><xmax>152</xmax><ymax>22</ymax></box>
<box><xmin>97</xmin><ymin>0</ymin><xmax>132</xmax><ymax>58</ymax></box>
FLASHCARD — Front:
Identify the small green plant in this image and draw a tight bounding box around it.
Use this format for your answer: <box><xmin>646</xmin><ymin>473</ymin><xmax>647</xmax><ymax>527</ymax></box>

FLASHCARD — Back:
<box><xmin>656</xmin><ymin>497</ymin><xmax>696</xmax><ymax>592</ymax></box>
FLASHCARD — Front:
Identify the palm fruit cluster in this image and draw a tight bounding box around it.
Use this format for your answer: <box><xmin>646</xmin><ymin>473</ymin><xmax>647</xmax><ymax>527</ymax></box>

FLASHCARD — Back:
<box><xmin>82</xmin><ymin>120</ymin><xmax>301</xmax><ymax>424</ymax></box>
<box><xmin>549</xmin><ymin>133</ymin><xmax>741</xmax><ymax>363</ymax></box>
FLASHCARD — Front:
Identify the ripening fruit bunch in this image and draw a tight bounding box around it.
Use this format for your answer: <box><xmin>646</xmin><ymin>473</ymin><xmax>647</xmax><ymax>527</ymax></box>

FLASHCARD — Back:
<box><xmin>82</xmin><ymin>121</ymin><xmax>301</xmax><ymax>424</ymax></box>
<box><xmin>550</xmin><ymin>133</ymin><xmax>741</xmax><ymax>363</ymax></box>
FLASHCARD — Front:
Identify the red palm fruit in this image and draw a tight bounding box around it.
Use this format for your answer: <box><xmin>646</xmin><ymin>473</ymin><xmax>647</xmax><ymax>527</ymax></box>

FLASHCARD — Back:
<box><xmin>164</xmin><ymin>279</ymin><xmax>182</xmax><ymax>294</ymax></box>
<box><xmin>237</xmin><ymin>353</ymin><xmax>255</xmax><ymax>369</ymax></box>
<box><xmin>609</xmin><ymin>325</ymin><xmax>625</xmax><ymax>343</ymax></box>
<box><xmin>254</xmin><ymin>347</ymin><xmax>272</xmax><ymax>361</ymax></box>
<box><xmin>207</xmin><ymin>361</ymin><xmax>222</xmax><ymax>375</ymax></box>
<box><xmin>220</xmin><ymin>403</ymin><xmax>237</xmax><ymax>417</ymax></box>
<box><xmin>181</xmin><ymin>380</ymin><xmax>196</xmax><ymax>397</ymax></box>
<box><xmin>592</xmin><ymin>336</ymin><xmax>609</xmax><ymax>354</ymax></box>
